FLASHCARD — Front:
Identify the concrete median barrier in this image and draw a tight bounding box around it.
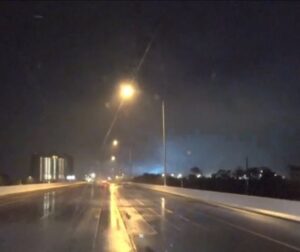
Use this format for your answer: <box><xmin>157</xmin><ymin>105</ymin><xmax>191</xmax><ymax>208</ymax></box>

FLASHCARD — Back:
<box><xmin>0</xmin><ymin>182</ymin><xmax>86</xmax><ymax>197</ymax></box>
<box><xmin>130</xmin><ymin>183</ymin><xmax>300</xmax><ymax>223</ymax></box>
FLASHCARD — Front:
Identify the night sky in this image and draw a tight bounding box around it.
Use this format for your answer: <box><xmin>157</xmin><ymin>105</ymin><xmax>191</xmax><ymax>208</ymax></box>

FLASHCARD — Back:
<box><xmin>0</xmin><ymin>2</ymin><xmax>299</xmax><ymax>179</ymax></box>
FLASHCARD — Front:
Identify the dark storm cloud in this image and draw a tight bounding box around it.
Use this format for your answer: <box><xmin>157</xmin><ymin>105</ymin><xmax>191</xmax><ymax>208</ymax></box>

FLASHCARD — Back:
<box><xmin>0</xmin><ymin>2</ymin><xmax>299</xmax><ymax>178</ymax></box>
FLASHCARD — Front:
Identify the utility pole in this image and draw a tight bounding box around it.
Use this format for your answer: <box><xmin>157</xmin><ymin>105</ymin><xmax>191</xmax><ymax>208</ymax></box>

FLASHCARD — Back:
<box><xmin>128</xmin><ymin>148</ymin><xmax>132</xmax><ymax>178</ymax></box>
<box><xmin>162</xmin><ymin>100</ymin><xmax>167</xmax><ymax>186</ymax></box>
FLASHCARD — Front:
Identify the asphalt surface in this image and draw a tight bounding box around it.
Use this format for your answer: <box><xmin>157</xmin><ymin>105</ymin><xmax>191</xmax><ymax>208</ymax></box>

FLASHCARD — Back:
<box><xmin>0</xmin><ymin>184</ymin><xmax>112</xmax><ymax>252</ymax></box>
<box><xmin>0</xmin><ymin>183</ymin><xmax>300</xmax><ymax>252</ymax></box>
<box><xmin>118</xmin><ymin>184</ymin><xmax>300</xmax><ymax>252</ymax></box>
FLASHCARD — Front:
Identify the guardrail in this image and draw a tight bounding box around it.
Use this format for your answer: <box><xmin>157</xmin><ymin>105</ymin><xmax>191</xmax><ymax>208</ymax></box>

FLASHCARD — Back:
<box><xmin>130</xmin><ymin>183</ymin><xmax>300</xmax><ymax>222</ymax></box>
<box><xmin>0</xmin><ymin>182</ymin><xmax>86</xmax><ymax>197</ymax></box>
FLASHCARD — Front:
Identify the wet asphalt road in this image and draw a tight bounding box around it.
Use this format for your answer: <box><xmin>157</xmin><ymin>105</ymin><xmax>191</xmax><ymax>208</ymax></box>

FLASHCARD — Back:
<box><xmin>0</xmin><ymin>183</ymin><xmax>300</xmax><ymax>252</ymax></box>
<box><xmin>0</xmin><ymin>184</ymin><xmax>109</xmax><ymax>252</ymax></box>
<box><xmin>118</xmin><ymin>184</ymin><xmax>300</xmax><ymax>252</ymax></box>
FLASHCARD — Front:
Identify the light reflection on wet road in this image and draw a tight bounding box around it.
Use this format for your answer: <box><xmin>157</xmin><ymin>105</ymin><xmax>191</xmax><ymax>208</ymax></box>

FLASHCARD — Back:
<box><xmin>0</xmin><ymin>183</ymin><xmax>300</xmax><ymax>252</ymax></box>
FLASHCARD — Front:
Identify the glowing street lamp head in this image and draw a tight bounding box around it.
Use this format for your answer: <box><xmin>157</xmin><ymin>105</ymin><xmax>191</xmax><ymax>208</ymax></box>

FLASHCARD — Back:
<box><xmin>120</xmin><ymin>83</ymin><xmax>135</xmax><ymax>100</ymax></box>
<box><xmin>112</xmin><ymin>139</ymin><xmax>119</xmax><ymax>147</ymax></box>
<box><xmin>111</xmin><ymin>155</ymin><xmax>116</xmax><ymax>161</ymax></box>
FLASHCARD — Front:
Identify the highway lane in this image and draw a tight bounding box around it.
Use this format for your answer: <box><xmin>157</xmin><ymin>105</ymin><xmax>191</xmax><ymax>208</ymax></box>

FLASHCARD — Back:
<box><xmin>0</xmin><ymin>183</ymin><xmax>132</xmax><ymax>252</ymax></box>
<box><xmin>1</xmin><ymin>183</ymin><xmax>300</xmax><ymax>252</ymax></box>
<box><xmin>117</xmin><ymin>184</ymin><xmax>300</xmax><ymax>252</ymax></box>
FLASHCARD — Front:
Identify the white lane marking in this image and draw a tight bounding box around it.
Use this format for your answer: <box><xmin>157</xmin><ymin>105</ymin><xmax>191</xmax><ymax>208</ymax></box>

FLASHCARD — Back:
<box><xmin>151</xmin><ymin>208</ymin><xmax>181</xmax><ymax>231</ymax></box>
<box><xmin>161</xmin><ymin>199</ymin><xmax>300</xmax><ymax>249</ymax></box>
<box><xmin>135</xmin><ymin>199</ymin><xmax>145</xmax><ymax>206</ymax></box>
<box><xmin>209</xmin><ymin>215</ymin><xmax>300</xmax><ymax>251</ymax></box>
<box><xmin>165</xmin><ymin>208</ymin><xmax>173</xmax><ymax>214</ymax></box>
<box><xmin>148</xmin><ymin>208</ymin><xmax>160</xmax><ymax>215</ymax></box>
<box><xmin>131</xmin><ymin>190</ymin><xmax>300</xmax><ymax>249</ymax></box>
<box><xmin>120</xmin><ymin>202</ymin><xmax>157</xmax><ymax>236</ymax></box>
<box><xmin>163</xmin><ymin>208</ymin><xmax>208</xmax><ymax>231</ymax></box>
<box><xmin>178</xmin><ymin>215</ymin><xmax>190</xmax><ymax>222</ymax></box>
<box><xmin>92</xmin><ymin>208</ymin><xmax>102</xmax><ymax>252</ymax></box>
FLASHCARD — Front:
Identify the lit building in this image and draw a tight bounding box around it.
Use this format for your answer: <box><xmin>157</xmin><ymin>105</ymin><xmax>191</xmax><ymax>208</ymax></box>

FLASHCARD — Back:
<box><xmin>30</xmin><ymin>153</ymin><xmax>74</xmax><ymax>182</ymax></box>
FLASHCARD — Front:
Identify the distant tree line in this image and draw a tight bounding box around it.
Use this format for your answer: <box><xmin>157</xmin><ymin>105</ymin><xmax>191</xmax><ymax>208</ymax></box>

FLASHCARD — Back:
<box><xmin>133</xmin><ymin>166</ymin><xmax>300</xmax><ymax>200</ymax></box>
<box><xmin>0</xmin><ymin>173</ymin><xmax>11</xmax><ymax>185</ymax></box>
<box><xmin>0</xmin><ymin>173</ymin><xmax>35</xmax><ymax>186</ymax></box>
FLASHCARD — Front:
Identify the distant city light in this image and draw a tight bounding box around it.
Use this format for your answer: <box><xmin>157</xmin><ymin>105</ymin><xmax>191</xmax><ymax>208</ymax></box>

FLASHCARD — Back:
<box><xmin>196</xmin><ymin>174</ymin><xmax>202</xmax><ymax>178</ymax></box>
<box><xmin>111</xmin><ymin>156</ymin><xmax>116</xmax><ymax>161</ymax></box>
<box><xmin>66</xmin><ymin>175</ymin><xmax>76</xmax><ymax>181</ymax></box>
<box><xmin>85</xmin><ymin>175</ymin><xmax>92</xmax><ymax>182</ymax></box>
<box><xmin>107</xmin><ymin>176</ymin><xmax>112</xmax><ymax>181</ymax></box>
<box><xmin>242</xmin><ymin>174</ymin><xmax>248</xmax><ymax>180</ymax></box>
<box><xmin>177</xmin><ymin>173</ymin><xmax>182</xmax><ymax>179</ymax></box>
<box><xmin>90</xmin><ymin>172</ymin><xmax>96</xmax><ymax>179</ymax></box>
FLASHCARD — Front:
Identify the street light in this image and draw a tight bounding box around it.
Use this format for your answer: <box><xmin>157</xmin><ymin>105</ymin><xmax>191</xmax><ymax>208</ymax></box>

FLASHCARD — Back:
<box><xmin>112</xmin><ymin>139</ymin><xmax>119</xmax><ymax>147</ymax></box>
<box><xmin>119</xmin><ymin>83</ymin><xmax>135</xmax><ymax>100</ymax></box>
<box><xmin>111</xmin><ymin>155</ymin><xmax>116</xmax><ymax>161</ymax></box>
<box><xmin>162</xmin><ymin>100</ymin><xmax>167</xmax><ymax>186</ymax></box>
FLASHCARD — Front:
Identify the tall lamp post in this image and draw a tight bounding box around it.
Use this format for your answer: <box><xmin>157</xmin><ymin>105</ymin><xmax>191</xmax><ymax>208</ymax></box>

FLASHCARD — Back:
<box><xmin>106</xmin><ymin>83</ymin><xmax>136</xmax><ymax>178</ymax></box>
<box><xmin>108</xmin><ymin>82</ymin><xmax>167</xmax><ymax>185</ymax></box>
<box><xmin>162</xmin><ymin>100</ymin><xmax>167</xmax><ymax>186</ymax></box>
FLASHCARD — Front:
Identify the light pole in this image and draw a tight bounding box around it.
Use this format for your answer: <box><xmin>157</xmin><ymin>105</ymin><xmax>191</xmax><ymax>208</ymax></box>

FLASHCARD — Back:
<box><xmin>119</xmin><ymin>83</ymin><xmax>136</xmax><ymax>178</ymax></box>
<box><xmin>101</xmin><ymin>82</ymin><xmax>136</xmax><ymax>149</ymax></box>
<box><xmin>103</xmin><ymin>83</ymin><xmax>136</xmax><ymax>179</ymax></box>
<box><xmin>110</xmin><ymin>155</ymin><xmax>116</xmax><ymax>180</ymax></box>
<box><xmin>128</xmin><ymin>147</ymin><xmax>133</xmax><ymax>178</ymax></box>
<box><xmin>162</xmin><ymin>100</ymin><xmax>167</xmax><ymax>186</ymax></box>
